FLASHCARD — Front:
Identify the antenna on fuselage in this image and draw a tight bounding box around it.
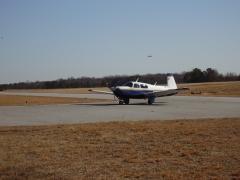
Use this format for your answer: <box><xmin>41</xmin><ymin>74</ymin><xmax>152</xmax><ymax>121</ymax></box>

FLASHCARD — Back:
<box><xmin>154</xmin><ymin>82</ymin><xmax>157</xmax><ymax>86</ymax></box>
<box><xmin>136</xmin><ymin>77</ymin><xmax>139</xmax><ymax>82</ymax></box>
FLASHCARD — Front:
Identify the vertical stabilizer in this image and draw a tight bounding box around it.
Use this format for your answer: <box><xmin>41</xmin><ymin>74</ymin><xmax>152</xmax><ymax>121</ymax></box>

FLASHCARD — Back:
<box><xmin>167</xmin><ymin>75</ymin><xmax>177</xmax><ymax>89</ymax></box>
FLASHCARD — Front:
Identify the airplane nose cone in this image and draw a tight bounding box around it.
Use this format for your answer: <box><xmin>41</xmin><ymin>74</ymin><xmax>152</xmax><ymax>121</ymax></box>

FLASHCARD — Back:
<box><xmin>110</xmin><ymin>87</ymin><xmax>116</xmax><ymax>91</ymax></box>
<box><xmin>111</xmin><ymin>86</ymin><xmax>121</xmax><ymax>91</ymax></box>
<box><xmin>112</xmin><ymin>87</ymin><xmax>122</xmax><ymax>96</ymax></box>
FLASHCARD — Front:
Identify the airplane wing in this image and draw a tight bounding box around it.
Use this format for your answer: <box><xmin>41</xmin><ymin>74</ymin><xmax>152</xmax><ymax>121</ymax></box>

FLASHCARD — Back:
<box><xmin>144</xmin><ymin>88</ymin><xmax>189</xmax><ymax>97</ymax></box>
<box><xmin>88</xmin><ymin>89</ymin><xmax>114</xmax><ymax>95</ymax></box>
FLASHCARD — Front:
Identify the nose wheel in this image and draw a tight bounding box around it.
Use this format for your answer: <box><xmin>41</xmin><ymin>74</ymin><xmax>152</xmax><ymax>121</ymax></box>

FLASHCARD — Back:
<box><xmin>119</xmin><ymin>98</ymin><xmax>129</xmax><ymax>105</ymax></box>
<box><xmin>119</xmin><ymin>100</ymin><xmax>124</xmax><ymax>105</ymax></box>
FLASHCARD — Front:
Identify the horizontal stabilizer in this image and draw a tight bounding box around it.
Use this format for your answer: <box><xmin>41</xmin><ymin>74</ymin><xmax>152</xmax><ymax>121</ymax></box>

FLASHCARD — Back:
<box><xmin>177</xmin><ymin>87</ymin><xmax>190</xmax><ymax>91</ymax></box>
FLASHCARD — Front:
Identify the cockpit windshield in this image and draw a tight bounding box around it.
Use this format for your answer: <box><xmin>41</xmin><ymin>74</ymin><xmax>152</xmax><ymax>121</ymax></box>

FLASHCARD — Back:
<box><xmin>124</xmin><ymin>82</ymin><xmax>133</xmax><ymax>87</ymax></box>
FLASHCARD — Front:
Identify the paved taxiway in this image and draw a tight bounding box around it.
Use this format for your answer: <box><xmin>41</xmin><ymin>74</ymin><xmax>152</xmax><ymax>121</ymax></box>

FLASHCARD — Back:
<box><xmin>0</xmin><ymin>92</ymin><xmax>240</xmax><ymax>126</ymax></box>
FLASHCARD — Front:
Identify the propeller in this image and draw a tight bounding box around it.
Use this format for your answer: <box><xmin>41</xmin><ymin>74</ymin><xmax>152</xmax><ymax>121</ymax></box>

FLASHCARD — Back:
<box><xmin>106</xmin><ymin>82</ymin><xmax>118</xmax><ymax>102</ymax></box>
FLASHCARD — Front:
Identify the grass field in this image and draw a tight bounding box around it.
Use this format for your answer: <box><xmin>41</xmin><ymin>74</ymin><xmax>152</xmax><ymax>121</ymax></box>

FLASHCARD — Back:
<box><xmin>5</xmin><ymin>81</ymin><xmax>240</xmax><ymax>97</ymax></box>
<box><xmin>0</xmin><ymin>94</ymin><xmax>109</xmax><ymax>106</ymax></box>
<box><xmin>0</xmin><ymin>118</ymin><xmax>239</xmax><ymax>179</ymax></box>
<box><xmin>178</xmin><ymin>81</ymin><xmax>240</xmax><ymax>97</ymax></box>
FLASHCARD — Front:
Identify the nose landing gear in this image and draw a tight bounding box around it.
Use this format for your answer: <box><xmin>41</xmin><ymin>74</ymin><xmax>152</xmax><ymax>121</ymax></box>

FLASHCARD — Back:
<box><xmin>119</xmin><ymin>98</ymin><xmax>129</xmax><ymax>105</ymax></box>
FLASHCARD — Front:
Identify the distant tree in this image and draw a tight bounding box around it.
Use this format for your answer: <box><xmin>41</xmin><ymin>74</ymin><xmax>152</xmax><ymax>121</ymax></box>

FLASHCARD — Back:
<box><xmin>205</xmin><ymin>68</ymin><xmax>219</xmax><ymax>82</ymax></box>
<box><xmin>183</xmin><ymin>68</ymin><xmax>206</xmax><ymax>83</ymax></box>
<box><xmin>224</xmin><ymin>72</ymin><xmax>239</xmax><ymax>81</ymax></box>
<box><xmin>0</xmin><ymin>68</ymin><xmax>239</xmax><ymax>89</ymax></box>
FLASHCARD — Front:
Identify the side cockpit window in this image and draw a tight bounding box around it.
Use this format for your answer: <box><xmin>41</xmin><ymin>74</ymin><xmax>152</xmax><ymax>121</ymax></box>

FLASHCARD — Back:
<box><xmin>140</xmin><ymin>84</ymin><xmax>148</xmax><ymax>88</ymax></box>
<box><xmin>134</xmin><ymin>83</ymin><xmax>140</xmax><ymax>88</ymax></box>
<box><xmin>125</xmin><ymin>82</ymin><xmax>133</xmax><ymax>87</ymax></box>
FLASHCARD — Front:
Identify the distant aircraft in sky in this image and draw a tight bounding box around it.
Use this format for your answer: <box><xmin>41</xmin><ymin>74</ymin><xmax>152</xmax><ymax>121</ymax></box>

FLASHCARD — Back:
<box><xmin>147</xmin><ymin>55</ymin><xmax>152</xmax><ymax>58</ymax></box>
<box><xmin>89</xmin><ymin>75</ymin><xmax>189</xmax><ymax>105</ymax></box>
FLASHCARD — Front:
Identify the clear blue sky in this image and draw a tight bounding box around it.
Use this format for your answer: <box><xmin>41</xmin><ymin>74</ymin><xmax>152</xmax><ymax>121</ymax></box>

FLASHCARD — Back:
<box><xmin>0</xmin><ymin>0</ymin><xmax>240</xmax><ymax>84</ymax></box>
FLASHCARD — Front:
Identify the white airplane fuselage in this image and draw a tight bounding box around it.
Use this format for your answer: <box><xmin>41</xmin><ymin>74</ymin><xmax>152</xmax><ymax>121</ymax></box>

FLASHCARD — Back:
<box><xmin>89</xmin><ymin>75</ymin><xmax>184</xmax><ymax>105</ymax></box>
<box><xmin>111</xmin><ymin>76</ymin><xmax>178</xmax><ymax>104</ymax></box>
<box><xmin>113</xmin><ymin>83</ymin><xmax>174</xmax><ymax>98</ymax></box>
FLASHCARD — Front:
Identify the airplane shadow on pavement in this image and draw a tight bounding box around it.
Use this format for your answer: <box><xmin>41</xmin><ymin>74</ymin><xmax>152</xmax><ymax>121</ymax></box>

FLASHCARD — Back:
<box><xmin>74</xmin><ymin>101</ymin><xmax>168</xmax><ymax>106</ymax></box>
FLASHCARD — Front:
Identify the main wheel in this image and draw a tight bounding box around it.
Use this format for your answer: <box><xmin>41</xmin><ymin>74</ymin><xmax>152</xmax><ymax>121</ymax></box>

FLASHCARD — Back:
<box><xmin>124</xmin><ymin>98</ymin><xmax>129</xmax><ymax>105</ymax></box>
<box><xmin>148</xmin><ymin>98</ymin><xmax>155</xmax><ymax>105</ymax></box>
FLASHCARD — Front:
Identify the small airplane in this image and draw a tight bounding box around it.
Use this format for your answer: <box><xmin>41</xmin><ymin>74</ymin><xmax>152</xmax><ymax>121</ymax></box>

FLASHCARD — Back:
<box><xmin>89</xmin><ymin>75</ymin><xmax>188</xmax><ymax>105</ymax></box>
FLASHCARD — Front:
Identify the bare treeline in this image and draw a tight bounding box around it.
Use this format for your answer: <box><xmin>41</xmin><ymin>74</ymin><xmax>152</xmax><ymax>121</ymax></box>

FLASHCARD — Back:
<box><xmin>0</xmin><ymin>68</ymin><xmax>239</xmax><ymax>90</ymax></box>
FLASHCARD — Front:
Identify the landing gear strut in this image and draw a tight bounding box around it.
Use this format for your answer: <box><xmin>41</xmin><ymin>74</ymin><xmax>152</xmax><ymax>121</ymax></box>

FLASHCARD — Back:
<box><xmin>119</xmin><ymin>100</ymin><xmax>124</xmax><ymax>105</ymax></box>
<box><xmin>124</xmin><ymin>98</ymin><xmax>129</xmax><ymax>105</ymax></box>
<box><xmin>148</xmin><ymin>97</ymin><xmax>155</xmax><ymax>105</ymax></box>
<box><xmin>119</xmin><ymin>98</ymin><xmax>129</xmax><ymax>105</ymax></box>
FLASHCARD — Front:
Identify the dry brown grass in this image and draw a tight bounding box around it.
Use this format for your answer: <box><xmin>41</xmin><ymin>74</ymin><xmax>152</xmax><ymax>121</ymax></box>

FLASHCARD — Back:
<box><xmin>0</xmin><ymin>118</ymin><xmax>239</xmax><ymax>179</ymax></box>
<box><xmin>0</xmin><ymin>95</ymin><xmax>109</xmax><ymax>106</ymax></box>
<box><xmin>178</xmin><ymin>81</ymin><xmax>240</xmax><ymax>97</ymax></box>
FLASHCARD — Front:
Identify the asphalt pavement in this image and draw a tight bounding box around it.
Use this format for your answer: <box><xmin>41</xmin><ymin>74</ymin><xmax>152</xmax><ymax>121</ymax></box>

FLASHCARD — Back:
<box><xmin>0</xmin><ymin>92</ymin><xmax>239</xmax><ymax>126</ymax></box>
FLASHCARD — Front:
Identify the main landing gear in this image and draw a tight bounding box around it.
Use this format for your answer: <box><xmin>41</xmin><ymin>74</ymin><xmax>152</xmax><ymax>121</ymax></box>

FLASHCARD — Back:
<box><xmin>148</xmin><ymin>97</ymin><xmax>155</xmax><ymax>105</ymax></box>
<box><xmin>118</xmin><ymin>98</ymin><xmax>155</xmax><ymax>105</ymax></box>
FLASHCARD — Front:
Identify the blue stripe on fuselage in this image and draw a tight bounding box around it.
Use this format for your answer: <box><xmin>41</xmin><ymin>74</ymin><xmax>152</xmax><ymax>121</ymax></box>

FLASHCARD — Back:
<box><xmin>113</xmin><ymin>89</ymin><xmax>153</xmax><ymax>99</ymax></box>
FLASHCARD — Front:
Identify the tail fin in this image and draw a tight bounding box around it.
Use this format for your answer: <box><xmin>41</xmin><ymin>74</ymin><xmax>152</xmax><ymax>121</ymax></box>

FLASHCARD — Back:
<box><xmin>167</xmin><ymin>75</ymin><xmax>177</xmax><ymax>89</ymax></box>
